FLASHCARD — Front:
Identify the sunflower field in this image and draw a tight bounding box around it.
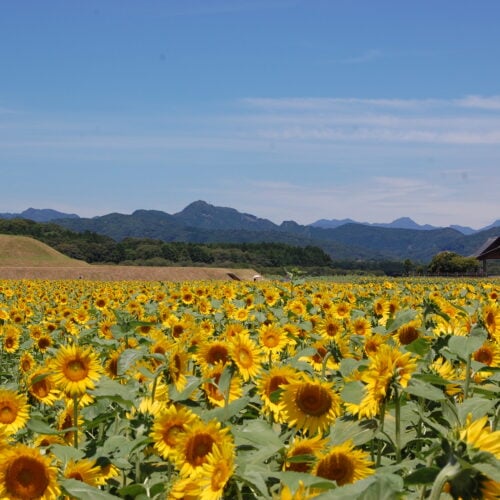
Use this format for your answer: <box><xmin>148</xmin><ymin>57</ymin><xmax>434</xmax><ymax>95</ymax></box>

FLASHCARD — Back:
<box><xmin>0</xmin><ymin>276</ymin><xmax>499</xmax><ymax>499</ymax></box>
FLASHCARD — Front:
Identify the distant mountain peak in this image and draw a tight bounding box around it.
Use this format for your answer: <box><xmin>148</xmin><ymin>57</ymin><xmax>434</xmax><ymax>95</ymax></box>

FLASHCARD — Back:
<box><xmin>381</xmin><ymin>217</ymin><xmax>436</xmax><ymax>230</ymax></box>
<box><xmin>173</xmin><ymin>200</ymin><xmax>277</xmax><ymax>231</ymax></box>
<box><xmin>309</xmin><ymin>218</ymin><xmax>357</xmax><ymax>229</ymax></box>
<box><xmin>0</xmin><ymin>208</ymin><xmax>79</xmax><ymax>222</ymax></box>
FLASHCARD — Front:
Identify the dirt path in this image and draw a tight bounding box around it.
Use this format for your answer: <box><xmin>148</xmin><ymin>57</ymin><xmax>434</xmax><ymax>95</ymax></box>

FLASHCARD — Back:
<box><xmin>0</xmin><ymin>265</ymin><xmax>261</xmax><ymax>281</ymax></box>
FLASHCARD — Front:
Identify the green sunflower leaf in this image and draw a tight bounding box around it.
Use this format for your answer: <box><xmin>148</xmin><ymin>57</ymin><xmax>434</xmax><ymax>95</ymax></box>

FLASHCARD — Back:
<box><xmin>61</xmin><ymin>479</ymin><xmax>118</xmax><ymax>500</ymax></box>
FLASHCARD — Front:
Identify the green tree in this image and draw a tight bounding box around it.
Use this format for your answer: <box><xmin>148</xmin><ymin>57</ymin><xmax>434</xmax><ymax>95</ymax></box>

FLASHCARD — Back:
<box><xmin>427</xmin><ymin>251</ymin><xmax>479</xmax><ymax>274</ymax></box>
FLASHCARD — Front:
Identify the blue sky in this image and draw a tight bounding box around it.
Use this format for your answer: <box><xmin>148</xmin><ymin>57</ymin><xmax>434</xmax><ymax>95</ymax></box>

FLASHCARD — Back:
<box><xmin>1</xmin><ymin>0</ymin><xmax>499</xmax><ymax>228</ymax></box>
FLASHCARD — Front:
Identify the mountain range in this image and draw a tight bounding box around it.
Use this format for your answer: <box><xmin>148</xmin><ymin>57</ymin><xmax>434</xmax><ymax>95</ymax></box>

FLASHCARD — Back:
<box><xmin>1</xmin><ymin>201</ymin><xmax>499</xmax><ymax>262</ymax></box>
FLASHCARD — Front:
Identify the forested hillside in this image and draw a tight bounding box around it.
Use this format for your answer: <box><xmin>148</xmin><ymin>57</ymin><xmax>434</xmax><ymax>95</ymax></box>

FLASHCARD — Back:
<box><xmin>47</xmin><ymin>201</ymin><xmax>500</xmax><ymax>262</ymax></box>
<box><xmin>0</xmin><ymin>218</ymin><xmax>334</xmax><ymax>272</ymax></box>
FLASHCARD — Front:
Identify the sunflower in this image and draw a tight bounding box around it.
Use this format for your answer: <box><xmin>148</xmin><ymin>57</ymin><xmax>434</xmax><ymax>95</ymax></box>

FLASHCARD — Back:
<box><xmin>93</xmin><ymin>294</ymin><xmax>109</xmax><ymax>311</ymax></box>
<box><xmin>473</xmin><ymin>340</ymin><xmax>500</xmax><ymax>367</ymax></box>
<box><xmin>57</xmin><ymin>401</ymin><xmax>84</xmax><ymax>445</ymax></box>
<box><xmin>283</xmin><ymin>435</ymin><xmax>328</xmax><ymax>473</ymax></box>
<box><xmin>134</xmin><ymin>396</ymin><xmax>163</xmax><ymax>417</ymax></box>
<box><xmin>201</xmin><ymin>363</ymin><xmax>243</xmax><ymax>408</ymax></box>
<box><xmin>350</xmin><ymin>317</ymin><xmax>372</xmax><ymax>337</ymax></box>
<box><xmin>19</xmin><ymin>352</ymin><xmax>36</xmax><ymax>374</ymax></box>
<box><xmin>169</xmin><ymin>346</ymin><xmax>190</xmax><ymax>392</ymax></box>
<box><xmin>460</xmin><ymin>414</ymin><xmax>500</xmax><ymax>459</ymax></box>
<box><xmin>0</xmin><ymin>425</ymin><xmax>9</xmax><ymax>449</ymax></box>
<box><xmin>430</xmin><ymin>357</ymin><xmax>462</xmax><ymax>397</ymax></box>
<box><xmin>34</xmin><ymin>333</ymin><xmax>53</xmax><ymax>353</ymax></box>
<box><xmin>34</xmin><ymin>434</ymin><xmax>65</xmax><ymax>448</ymax></box>
<box><xmin>0</xmin><ymin>389</ymin><xmax>30</xmax><ymax>434</ymax></box>
<box><xmin>64</xmin><ymin>458</ymin><xmax>106</xmax><ymax>487</ymax></box>
<box><xmin>347</xmin><ymin>345</ymin><xmax>417</xmax><ymax>419</ymax></box>
<box><xmin>196</xmin><ymin>340</ymin><xmax>231</xmax><ymax>369</ymax></box>
<box><xmin>50</xmin><ymin>344</ymin><xmax>103</xmax><ymax>397</ymax></box>
<box><xmin>258</xmin><ymin>323</ymin><xmax>288</xmax><ymax>356</ymax></box>
<box><xmin>280</xmin><ymin>375</ymin><xmax>341</xmax><ymax>435</ymax></box>
<box><xmin>300</xmin><ymin>340</ymin><xmax>339</xmax><ymax>373</ymax></box>
<box><xmin>231</xmin><ymin>307</ymin><xmax>249</xmax><ymax>322</ymax></box>
<box><xmin>363</xmin><ymin>333</ymin><xmax>385</xmax><ymax>356</ymax></box>
<box><xmin>27</xmin><ymin>324</ymin><xmax>42</xmax><ymax>340</ymax></box>
<box><xmin>98</xmin><ymin>319</ymin><xmax>115</xmax><ymax>339</ymax></box>
<box><xmin>285</xmin><ymin>298</ymin><xmax>307</xmax><ymax>317</ymax></box>
<box><xmin>3</xmin><ymin>325</ymin><xmax>21</xmax><ymax>354</ymax></box>
<box><xmin>166</xmin><ymin>314</ymin><xmax>194</xmax><ymax>340</ymax></box>
<box><xmin>315</xmin><ymin>314</ymin><xmax>342</xmax><ymax>342</ymax></box>
<box><xmin>98</xmin><ymin>460</ymin><xmax>120</xmax><ymax>482</ymax></box>
<box><xmin>9</xmin><ymin>309</ymin><xmax>24</xmax><ymax>324</ymax></box>
<box><xmin>262</xmin><ymin>287</ymin><xmax>281</xmax><ymax>306</ymax></box>
<box><xmin>312</xmin><ymin>440</ymin><xmax>374</xmax><ymax>486</ymax></box>
<box><xmin>275</xmin><ymin>481</ymin><xmax>316</xmax><ymax>500</ymax></box>
<box><xmin>176</xmin><ymin>419</ymin><xmax>233</xmax><ymax>478</ymax></box>
<box><xmin>151</xmin><ymin>405</ymin><xmax>198</xmax><ymax>460</ymax></box>
<box><xmin>197</xmin><ymin>298</ymin><xmax>213</xmax><ymax>315</ymax></box>
<box><xmin>229</xmin><ymin>332</ymin><xmax>263</xmax><ymax>381</ymax></box>
<box><xmin>28</xmin><ymin>370</ymin><xmax>60</xmax><ymax>406</ymax></box>
<box><xmin>478</xmin><ymin>478</ymin><xmax>500</xmax><ymax>500</ymax></box>
<box><xmin>149</xmin><ymin>336</ymin><xmax>171</xmax><ymax>364</ymax></box>
<box><xmin>373</xmin><ymin>298</ymin><xmax>390</xmax><ymax>324</ymax></box>
<box><xmin>257</xmin><ymin>365</ymin><xmax>301</xmax><ymax>422</ymax></box>
<box><xmin>73</xmin><ymin>307</ymin><xmax>90</xmax><ymax>325</ymax></box>
<box><xmin>196</xmin><ymin>441</ymin><xmax>236</xmax><ymax>500</ymax></box>
<box><xmin>104</xmin><ymin>350</ymin><xmax>122</xmax><ymax>379</ymax></box>
<box><xmin>0</xmin><ymin>444</ymin><xmax>60</xmax><ymax>500</ymax></box>
<box><xmin>222</xmin><ymin>322</ymin><xmax>247</xmax><ymax>342</ymax></box>
<box><xmin>168</xmin><ymin>477</ymin><xmax>200</xmax><ymax>499</ymax></box>
<box><xmin>333</xmin><ymin>301</ymin><xmax>351</xmax><ymax>320</ymax></box>
<box><xmin>483</xmin><ymin>303</ymin><xmax>500</xmax><ymax>339</ymax></box>
<box><xmin>433</xmin><ymin>315</ymin><xmax>472</xmax><ymax>337</ymax></box>
<box><xmin>394</xmin><ymin>320</ymin><xmax>421</xmax><ymax>346</ymax></box>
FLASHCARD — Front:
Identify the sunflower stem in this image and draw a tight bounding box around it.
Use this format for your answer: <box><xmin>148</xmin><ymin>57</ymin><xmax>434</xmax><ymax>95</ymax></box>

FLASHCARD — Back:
<box><xmin>493</xmin><ymin>405</ymin><xmax>500</xmax><ymax>431</ymax></box>
<box><xmin>428</xmin><ymin>460</ymin><xmax>460</xmax><ymax>500</ymax></box>
<box><xmin>73</xmin><ymin>394</ymin><xmax>79</xmax><ymax>449</ymax></box>
<box><xmin>135</xmin><ymin>452</ymin><xmax>141</xmax><ymax>483</ymax></box>
<box><xmin>394</xmin><ymin>386</ymin><xmax>401</xmax><ymax>463</ymax></box>
<box><xmin>463</xmin><ymin>353</ymin><xmax>472</xmax><ymax>400</ymax></box>
<box><xmin>321</xmin><ymin>351</ymin><xmax>332</xmax><ymax>380</ymax></box>
<box><xmin>151</xmin><ymin>366</ymin><xmax>162</xmax><ymax>403</ymax></box>
<box><xmin>377</xmin><ymin>399</ymin><xmax>386</xmax><ymax>467</ymax></box>
<box><xmin>235</xmin><ymin>482</ymin><xmax>243</xmax><ymax>500</ymax></box>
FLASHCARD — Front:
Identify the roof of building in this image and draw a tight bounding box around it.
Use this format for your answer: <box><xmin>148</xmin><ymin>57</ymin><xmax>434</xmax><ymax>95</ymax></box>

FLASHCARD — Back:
<box><xmin>471</xmin><ymin>236</ymin><xmax>500</xmax><ymax>260</ymax></box>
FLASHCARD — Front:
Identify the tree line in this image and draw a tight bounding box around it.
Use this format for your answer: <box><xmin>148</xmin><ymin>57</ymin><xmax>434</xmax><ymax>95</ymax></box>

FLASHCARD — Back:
<box><xmin>1</xmin><ymin>218</ymin><xmax>490</xmax><ymax>276</ymax></box>
<box><xmin>0</xmin><ymin>218</ymin><xmax>333</xmax><ymax>269</ymax></box>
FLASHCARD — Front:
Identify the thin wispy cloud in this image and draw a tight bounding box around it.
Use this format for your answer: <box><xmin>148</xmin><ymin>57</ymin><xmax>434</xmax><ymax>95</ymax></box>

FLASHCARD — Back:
<box><xmin>240</xmin><ymin>95</ymin><xmax>500</xmax><ymax>145</ymax></box>
<box><xmin>198</xmin><ymin>176</ymin><xmax>493</xmax><ymax>228</ymax></box>
<box><xmin>3</xmin><ymin>94</ymin><xmax>500</xmax><ymax>156</ymax></box>
<box><xmin>456</xmin><ymin>95</ymin><xmax>500</xmax><ymax>110</ymax></box>
<box><xmin>242</xmin><ymin>97</ymin><xmax>437</xmax><ymax>110</ymax></box>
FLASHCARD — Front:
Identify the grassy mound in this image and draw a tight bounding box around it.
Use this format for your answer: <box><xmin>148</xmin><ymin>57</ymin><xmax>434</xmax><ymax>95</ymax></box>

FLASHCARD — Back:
<box><xmin>0</xmin><ymin>235</ymin><xmax>261</xmax><ymax>281</ymax></box>
<box><xmin>0</xmin><ymin>234</ymin><xmax>89</xmax><ymax>267</ymax></box>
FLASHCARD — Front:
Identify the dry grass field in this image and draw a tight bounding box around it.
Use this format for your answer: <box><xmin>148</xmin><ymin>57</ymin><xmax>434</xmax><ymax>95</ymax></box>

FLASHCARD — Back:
<box><xmin>0</xmin><ymin>234</ymin><xmax>260</xmax><ymax>281</ymax></box>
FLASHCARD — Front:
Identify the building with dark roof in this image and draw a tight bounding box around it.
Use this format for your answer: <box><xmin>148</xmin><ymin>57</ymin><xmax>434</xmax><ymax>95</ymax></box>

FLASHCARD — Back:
<box><xmin>471</xmin><ymin>236</ymin><xmax>500</xmax><ymax>274</ymax></box>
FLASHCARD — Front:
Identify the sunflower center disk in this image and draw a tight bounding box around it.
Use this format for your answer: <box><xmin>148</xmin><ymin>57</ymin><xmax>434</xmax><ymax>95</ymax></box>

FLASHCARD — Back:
<box><xmin>296</xmin><ymin>385</ymin><xmax>332</xmax><ymax>417</ymax></box>
<box><xmin>187</xmin><ymin>434</ymin><xmax>214</xmax><ymax>466</ymax></box>
<box><xmin>6</xmin><ymin>458</ymin><xmax>49</xmax><ymax>498</ymax></box>
<box><xmin>65</xmin><ymin>359</ymin><xmax>88</xmax><ymax>381</ymax></box>
<box><xmin>316</xmin><ymin>453</ymin><xmax>354</xmax><ymax>485</ymax></box>
<box><xmin>0</xmin><ymin>405</ymin><xmax>16</xmax><ymax>424</ymax></box>
<box><xmin>237</xmin><ymin>349</ymin><xmax>252</xmax><ymax>368</ymax></box>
